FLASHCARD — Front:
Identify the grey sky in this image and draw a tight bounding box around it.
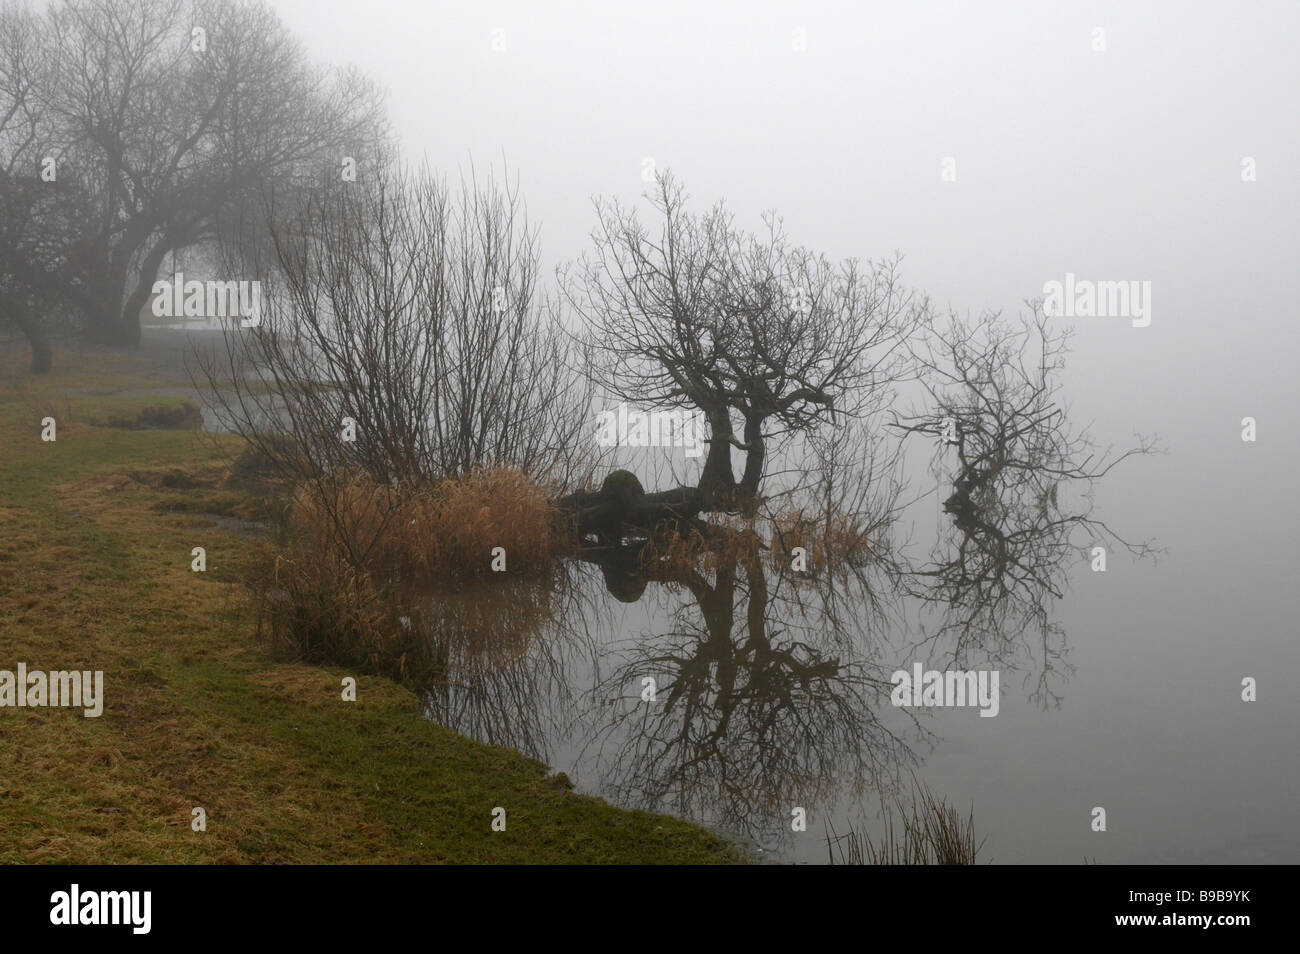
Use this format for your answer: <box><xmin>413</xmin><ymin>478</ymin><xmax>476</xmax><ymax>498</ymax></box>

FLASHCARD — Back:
<box><xmin>271</xmin><ymin>0</ymin><xmax>1299</xmax><ymax>517</ymax></box>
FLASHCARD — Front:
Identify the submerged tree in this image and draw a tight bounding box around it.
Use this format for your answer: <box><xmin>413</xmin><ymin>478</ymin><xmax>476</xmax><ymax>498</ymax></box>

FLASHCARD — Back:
<box><xmin>890</xmin><ymin>304</ymin><xmax>1159</xmax><ymax>705</ymax></box>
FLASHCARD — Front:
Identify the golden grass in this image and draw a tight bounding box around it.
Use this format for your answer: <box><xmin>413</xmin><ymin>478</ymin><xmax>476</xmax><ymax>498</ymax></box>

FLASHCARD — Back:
<box><xmin>251</xmin><ymin>468</ymin><xmax>567</xmax><ymax>683</ymax></box>
<box><xmin>285</xmin><ymin>468</ymin><xmax>561</xmax><ymax>581</ymax></box>
<box><xmin>415</xmin><ymin>467</ymin><xmax>561</xmax><ymax>579</ymax></box>
<box><xmin>628</xmin><ymin>503</ymin><xmax>876</xmax><ymax>583</ymax></box>
<box><xmin>769</xmin><ymin>503</ymin><xmax>874</xmax><ymax>575</ymax></box>
<box><xmin>635</xmin><ymin>517</ymin><xmax>764</xmax><ymax>577</ymax></box>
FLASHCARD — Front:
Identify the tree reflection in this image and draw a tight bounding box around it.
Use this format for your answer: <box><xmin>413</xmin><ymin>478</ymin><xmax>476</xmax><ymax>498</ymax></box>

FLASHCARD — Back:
<box><xmin>404</xmin><ymin>307</ymin><xmax>1159</xmax><ymax>845</ymax></box>
<box><xmin>573</xmin><ymin>541</ymin><xmax>920</xmax><ymax>849</ymax></box>
<box><xmin>413</xmin><ymin>569</ymin><xmax>600</xmax><ymax>762</ymax></box>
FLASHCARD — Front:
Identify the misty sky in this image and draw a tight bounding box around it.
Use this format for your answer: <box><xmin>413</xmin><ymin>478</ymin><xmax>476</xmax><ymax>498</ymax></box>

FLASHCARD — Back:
<box><xmin>270</xmin><ymin>0</ymin><xmax>1296</xmax><ymax>510</ymax></box>
<box><xmin>265</xmin><ymin>0</ymin><xmax>1299</xmax><ymax>540</ymax></box>
<box><xmin>269</xmin><ymin>0</ymin><xmax>1297</xmax><ymax>386</ymax></box>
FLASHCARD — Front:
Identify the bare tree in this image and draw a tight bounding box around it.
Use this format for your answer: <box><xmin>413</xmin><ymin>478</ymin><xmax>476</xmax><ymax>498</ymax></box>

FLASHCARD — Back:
<box><xmin>0</xmin><ymin>0</ymin><xmax>86</xmax><ymax>371</ymax></box>
<box><xmin>890</xmin><ymin>303</ymin><xmax>1160</xmax><ymax>704</ymax></box>
<box><xmin>2</xmin><ymin>0</ymin><xmax>386</xmax><ymax>348</ymax></box>
<box><xmin>564</xmin><ymin>171</ymin><xmax>924</xmax><ymax>513</ymax></box>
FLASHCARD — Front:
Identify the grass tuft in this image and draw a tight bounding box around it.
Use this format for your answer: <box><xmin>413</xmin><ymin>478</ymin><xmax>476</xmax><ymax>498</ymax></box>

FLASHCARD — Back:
<box><xmin>249</xmin><ymin>468</ymin><xmax>566</xmax><ymax>683</ymax></box>
<box><xmin>827</xmin><ymin>780</ymin><xmax>987</xmax><ymax>865</ymax></box>
<box><xmin>98</xmin><ymin>400</ymin><xmax>203</xmax><ymax>430</ymax></box>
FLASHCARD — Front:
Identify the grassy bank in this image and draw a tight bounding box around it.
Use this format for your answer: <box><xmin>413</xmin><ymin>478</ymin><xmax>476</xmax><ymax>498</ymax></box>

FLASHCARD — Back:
<box><xmin>0</xmin><ymin>339</ymin><xmax>742</xmax><ymax>864</ymax></box>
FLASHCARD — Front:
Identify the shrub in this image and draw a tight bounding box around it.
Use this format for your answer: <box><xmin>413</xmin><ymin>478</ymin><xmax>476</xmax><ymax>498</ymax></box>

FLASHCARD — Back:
<box><xmin>228</xmin><ymin>434</ymin><xmax>303</xmax><ymax>483</ymax></box>
<box><xmin>101</xmin><ymin>400</ymin><xmax>203</xmax><ymax>430</ymax></box>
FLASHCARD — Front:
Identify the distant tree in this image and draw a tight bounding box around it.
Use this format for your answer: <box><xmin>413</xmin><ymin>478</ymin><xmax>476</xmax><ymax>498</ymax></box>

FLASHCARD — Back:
<box><xmin>0</xmin><ymin>1</ymin><xmax>76</xmax><ymax>371</ymax></box>
<box><xmin>0</xmin><ymin>169</ymin><xmax>89</xmax><ymax>372</ymax></box>
<box><xmin>0</xmin><ymin>0</ymin><xmax>387</xmax><ymax>350</ymax></box>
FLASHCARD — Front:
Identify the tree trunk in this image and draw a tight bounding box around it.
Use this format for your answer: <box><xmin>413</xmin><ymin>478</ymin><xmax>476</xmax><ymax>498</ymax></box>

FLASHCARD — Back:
<box><xmin>24</xmin><ymin>321</ymin><xmax>52</xmax><ymax>373</ymax></box>
<box><xmin>0</xmin><ymin>298</ymin><xmax>52</xmax><ymax>373</ymax></box>
<box><xmin>82</xmin><ymin>257</ymin><xmax>141</xmax><ymax>347</ymax></box>
<box><xmin>119</xmin><ymin>238</ymin><xmax>174</xmax><ymax>348</ymax></box>
<box><xmin>697</xmin><ymin>405</ymin><xmax>737</xmax><ymax>510</ymax></box>
<box><xmin>83</xmin><ymin>301</ymin><xmax>141</xmax><ymax>347</ymax></box>
<box><xmin>109</xmin><ymin>301</ymin><xmax>142</xmax><ymax>347</ymax></box>
<box><xmin>738</xmin><ymin>413</ymin><xmax>765</xmax><ymax>513</ymax></box>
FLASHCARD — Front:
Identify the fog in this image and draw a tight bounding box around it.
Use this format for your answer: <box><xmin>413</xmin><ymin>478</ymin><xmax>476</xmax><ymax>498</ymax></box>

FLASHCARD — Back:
<box><xmin>268</xmin><ymin>0</ymin><xmax>1299</xmax><ymax>458</ymax></box>
<box><xmin>262</xmin><ymin>0</ymin><xmax>1300</xmax><ymax>860</ymax></box>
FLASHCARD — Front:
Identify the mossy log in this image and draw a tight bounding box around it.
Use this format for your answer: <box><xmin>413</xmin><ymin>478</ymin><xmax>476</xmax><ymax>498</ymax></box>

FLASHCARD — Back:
<box><xmin>555</xmin><ymin>469</ymin><xmax>703</xmax><ymax>539</ymax></box>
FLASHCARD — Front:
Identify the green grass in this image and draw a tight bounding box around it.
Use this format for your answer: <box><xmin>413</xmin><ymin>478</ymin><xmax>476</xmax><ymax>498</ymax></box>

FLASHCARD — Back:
<box><xmin>0</xmin><ymin>343</ymin><xmax>744</xmax><ymax>864</ymax></box>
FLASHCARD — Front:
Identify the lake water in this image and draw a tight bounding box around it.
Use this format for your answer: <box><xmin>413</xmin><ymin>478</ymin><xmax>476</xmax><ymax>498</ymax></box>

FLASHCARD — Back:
<box><xmin>163</xmin><ymin>325</ymin><xmax>1300</xmax><ymax>864</ymax></box>
<box><xmin>414</xmin><ymin>433</ymin><xmax>1300</xmax><ymax>864</ymax></box>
